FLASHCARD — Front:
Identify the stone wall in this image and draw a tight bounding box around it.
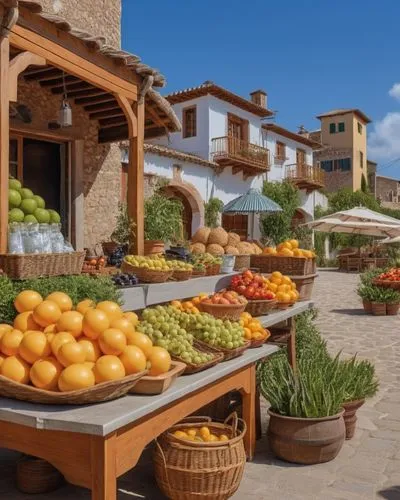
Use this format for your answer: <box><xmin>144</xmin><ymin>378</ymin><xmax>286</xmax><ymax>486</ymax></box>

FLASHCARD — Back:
<box><xmin>375</xmin><ymin>176</ymin><xmax>400</xmax><ymax>203</ymax></box>
<box><xmin>324</xmin><ymin>171</ymin><xmax>353</xmax><ymax>193</ymax></box>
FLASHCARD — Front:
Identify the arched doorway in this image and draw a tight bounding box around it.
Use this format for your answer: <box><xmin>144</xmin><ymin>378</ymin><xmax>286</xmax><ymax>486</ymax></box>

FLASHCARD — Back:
<box><xmin>161</xmin><ymin>185</ymin><xmax>193</xmax><ymax>239</ymax></box>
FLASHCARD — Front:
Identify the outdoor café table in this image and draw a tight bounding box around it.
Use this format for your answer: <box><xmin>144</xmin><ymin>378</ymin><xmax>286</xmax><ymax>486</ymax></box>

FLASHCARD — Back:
<box><xmin>0</xmin><ymin>344</ymin><xmax>278</xmax><ymax>500</ymax></box>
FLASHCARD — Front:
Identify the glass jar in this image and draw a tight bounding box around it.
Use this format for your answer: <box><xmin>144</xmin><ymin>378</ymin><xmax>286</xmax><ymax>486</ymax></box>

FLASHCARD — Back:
<box><xmin>24</xmin><ymin>223</ymin><xmax>43</xmax><ymax>254</ymax></box>
<box><xmin>8</xmin><ymin>223</ymin><xmax>24</xmax><ymax>254</ymax></box>
<box><xmin>50</xmin><ymin>224</ymin><xmax>65</xmax><ymax>253</ymax></box>
<box><xmin>39</xmin><ymin>224</ymin><xmax>53</xmax><ymax>253</ymax></box>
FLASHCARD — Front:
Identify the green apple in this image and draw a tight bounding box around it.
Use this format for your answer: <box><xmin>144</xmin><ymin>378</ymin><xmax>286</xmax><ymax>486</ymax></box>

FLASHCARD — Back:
<box><xmin>8</xmin><ymin>208</ymin><xmax>24</xmax><ymax>223</ymax></box>
<box><xmin>33</xmin><ymin>195</ymin><xmax>45</xmax><ymax>209</ymax></box>
<box><xmin>24</xmin><ymin>214</ymin><xmax>38</xmax><ymax>223</ymax></box>
<box><xmin>19</xmin><ymin>188</ymin><xmax>34</xmax><ymax>199</ymax></box>
<box><xmin>34</xmin><ymin>208</ymin><xmax>50</xmax><ymax>223</ymax></box>
<box><xmin>9</xmin><ymin>189</ymin><xmax>22</xmax><ymax>208</ymax></box>
<box><xmin>20</xmin><ymin>198</ymin><xmax>38</xmax><ymax>214</ymax></box>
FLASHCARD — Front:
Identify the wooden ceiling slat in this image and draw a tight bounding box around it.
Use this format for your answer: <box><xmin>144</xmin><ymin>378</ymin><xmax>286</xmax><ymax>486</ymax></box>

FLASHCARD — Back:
<box><xmin>75</xmin><ymin>93</ymin><xmax>114</xmax><ymax>105</ymax></box>
<box><xmin>83</xmin><ymin>100</ymin><xmax>118</xmax><ymax>112</ymax></box>
<box><xmin>24</xmin><ymin>67</ymin><xmax>63</xmax><ymax>80</ymax></box>
<box><xmin>68</xmin><ymin>88</ymin><xmax>108</xmax><ymax>98</ymax></box>
<box><xmin>99</xmin><ymin>124</ymin><xmax>128</xmax><ymax>144</ymax></box>
<box><xmin>41</xmin><ymin>75</ymin><xmax>81</xmax><ymax>87</ymax></box>
<box><xmin>99</xmin><ymin>117</ymin><xmax>127</xmax><ymax>127</ymax></box>
<box><xmin>51</xmin><ymin>82</ymin><xmax>95</xmax><ymax>94</ymax></box>
<box><xmin>89</xmin><ymin>109</ymin><xmax>124</xmax><ymax>120</ymax></box>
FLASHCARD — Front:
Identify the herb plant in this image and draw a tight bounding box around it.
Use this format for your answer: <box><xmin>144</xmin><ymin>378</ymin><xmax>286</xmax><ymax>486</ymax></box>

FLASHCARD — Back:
<box><xmin>144</xmin><ymin>193</ymin><xmax>183</xmax><ymax>242</ymax></box>
<box><xmin>337</xmin><ymin>356</ymin><xmax>379</xmax><ymax>403</ymax></box>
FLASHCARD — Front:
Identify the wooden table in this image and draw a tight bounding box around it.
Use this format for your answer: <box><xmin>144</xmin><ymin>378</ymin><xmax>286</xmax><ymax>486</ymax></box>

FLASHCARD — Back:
<box><xmin>0</xmin><ymin>345</ymin><xmax>278</xmax><ymax>500</ymax></box>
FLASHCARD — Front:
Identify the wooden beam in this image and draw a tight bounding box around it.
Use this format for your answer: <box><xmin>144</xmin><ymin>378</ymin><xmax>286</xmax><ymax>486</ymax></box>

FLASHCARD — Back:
<box><xmin>89</xmin><ymin>109</ymin><xmax>124</xmax><ymax>120</ymax></box>
<box><xmin>75</xmin><ymin>93</ymin><xmax>114</xmax><ymax>105</ymax></box>
<box><xmin>0</xmin><ymin>37</ymin><xmax>10</xmax><ymax>253</ymax></box>
<box><xmin>10</xmin><ymin>24</ymin><xmax>138</xmax><ymax>100</ymax></box>
<box><xmin>40</xmin><ymin>74</ymin><xmax>80</xmax><ymax>87</ymax></box>
<box><xmin>232</xmin><ymin>166</ymin><xmax>242</xmax><ymax>176</ymax></box>
<box><xmin>68</xmin><ymin>88</ymin><xmax>107</xmax><ymax>99</ymax></box>
<box><xmin>98</xmin><ymin>124</ymin><xmax>128</xmax><ymax>143</ymax></box>
<box><xmin>115</xmin><ymin>95</ymin><xmax>137</xmax><ymax>138</ymax></box>
<box><xmin>9</xmin><ymin>50</ymin><xmax>46</xmax><ymax>101</ymax></box>
<box><xmin>24</xmin><ymin>66</ymin><xmax>62</xmax><ymax>80</ymax></box>
<box><xmin>83</xmin><ymin>100</ymin><xmax>118</xmax><ymax>112</ymax></box>
<box><xmin>127</xmin><ymin>100</ymin><xmax>144</xmax><ymax>254</ymax></box>
<box><xmin>99</xmin><ymin>117</ymin><xmax>127</xmax><ymax>128</ymax></box>
<box><xmin>51</xmin><ymin>81</ymin><xmax>94</xmax><ymax>95</ymax></box>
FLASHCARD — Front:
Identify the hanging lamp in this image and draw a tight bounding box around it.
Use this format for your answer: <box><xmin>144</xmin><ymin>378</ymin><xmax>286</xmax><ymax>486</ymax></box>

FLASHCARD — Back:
<box><xmin>58</xmin><ymin>71</ymin><xmax>72</xmax><ymax>127</ymax></box>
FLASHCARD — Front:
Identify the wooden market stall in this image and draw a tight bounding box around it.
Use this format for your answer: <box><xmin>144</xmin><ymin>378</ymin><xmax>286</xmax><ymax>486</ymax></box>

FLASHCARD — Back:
<box><xmin>0</xmin><ymin>0</ymin><xmax>180</xmax><ymax>254</ymax></box>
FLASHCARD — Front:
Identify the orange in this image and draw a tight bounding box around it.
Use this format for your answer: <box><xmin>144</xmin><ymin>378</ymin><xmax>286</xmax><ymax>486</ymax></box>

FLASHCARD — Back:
<box><xmin>171</xmin><ymin>300</ymin><xmax>182</xmax><ymax>308</ymax></box>
<box><xmin>271</xmin><ymin>271</ymin><xmax>283</xmax><ymax>280</ymax></box>
<box><xmin>58</xmin><ymin>364</ymin><xmax>95</xmax><ymax>392</ymax></box>
<box><xmin>78</xmin><ymin>338</ymin><xmax>101</xmax><ymax>362</ymax></box>
<box><xmin>0</xmin><ymin>355</ymin><xmax>30</xmax><ymax>384</ymax></box>
<box><xmin>147</xmin><ymin>346</ymin><xmax>171</xmax><ymax>376</ymax></box>
<box><xmin>268</xmin><ymin>282</ymin><xmax>278</xmax><ymax>293</ymax></box>
<box><xmin>57</xmin><ymin>342</ymin><xmax>86</xmax><ymax>367</ymax></box>
<box><xmin>302</xmin><ymin>250</ymin><xmax>313</xmax><ymax>259</ymax></box>
<box><xmin>46</xmin><ymin>292</ymin><xmax>73</xmax><ymax>313</ymax></box>
<box><xmin>125</xmin><ymin>331</ymin><xmax>153</xmax><ymax>358</ymax></box>
<box><xmin>292</xmin><ymin>248</ymin><xmax>302</xmax><ymax>257</ymax></box>
<box><xmin>82</xmin><ymin>309</ymin><xmax>110</xmax><ymax>339</ymax></box>
<box><xmin>19</xmin><ymin>331</ymin><xmax>51</xmax><ymax>364</ymax></box>
<box><xmin>123</xmin><ymin>311</ymin><xmax>139</xmax><ymax>326</ymax></box>
<box><xmin>1</xmin><ymin>329</ymin><xmax>24</xmax><ymax>356</ymax></box>
<box><xmin>84</xmin><ymin>361</ymin><xmax>95</xmax><ymax>370</ymax></box>
<box><xmin>76</xmin><ymin>299</ymin><xmax>95</xmax><ymax>315</ymax></box>
<box><xmin>289</xmin><ymin>290</ymin><xmax>298</xmax><ymax>301</ymax></box>
<box><xmin>0</xmin><ymin>353</ymin><xmax>4</xmax><ymax>368</ymax></box>
<box><xmin>44</xmin><ymin>324</ymin><xmax>57</xmax><ymax>334</ymax></box>
<box><xmin>277</xmin><ymin>284</ymin><xmax>290</xmax><ymax>293</ymax></box>
<box><xmin>270</xmin><ymin>277</ymin><xmax>282</xmax><ymax>286</ymax></box>
<box><xmin>30</xmin><ymin>357</ymin><xmax>63</xmax><ymax>390</ymax></box>
<box><xmin>14</xmin><ymin>290</ymin><xmax>43</xmax><ymax>313</ymax></box>
<box><xmin>110</xmin><ymin>317</ymin><xmax>135</xmax><ymax>336</ymax></box>
<box><xmin>51</xmin><ymin>332</ymin><xmax>76</xmax><ymax>357</ymax></box>
<box><xmin>56</xmin><ymin>311</ymin><xmax>83</xmax><ymax>338</ymax></box>
<box><xmin>98</xmin><ymin>328</ymin><xmax>127</xmax><ymax>356</ymax></box>
<box><xmin>291</xmin><ymin>282</ymin><xmax>297</xmax><ymax>290</ymax></box>
<box><xmin>277</xmin><ymin>292</ymin><xmax>291</xmax><ymax>303</ymax></box>
<box><xmin>243</xmin><ymin>327</ymin><xmax>252</xmax><ymax>340</ymax></box>
<box><xmin>96</xmin><ymin>301</ymin><xmax>123</xmax><ymax>322</ymax></box>
<box><xmin>33</xmin><ymin>300</ymin><xmax>62</xmax><ymax>328</ymax></box>
<box><xmin>281</xmin><ymin>276</ymin><xmax>292</xmax><ymax>286</ymax></box>
<box><xmin>119</xmin><ymin>345</ymin><xmax>147</xmax><ymax>374</ymax></box>
<box><xmin>289</xmin><ymin>239</ymin><xmax>299</xmax><ymax>249</ymax></box>
<box><xmin>13</xmin><ymin>311</ymin><xmax>40</xmax><ymax>332</ymax></box>
<box><xmin>46</xmin><ymin>332</ymin><xmax>56</xmax><ymax>344</ymax></box>
<box><xmin>0</xmin><ymin>324</ymin><xmax>12</xmax><ymax>340</ymax></box>
<box><xmin>93</xmin><ymin>355</ymin><xmax>126</xmax><ymax>383</ymax></box>
<box><xmin>248</xmin><ymin>321</ymin><xmax>261</xmax><ymax>333</ymax></box>
<box><xmin>279</xmin><ymin>248</ymin><xmax>294</xmax><ymax>257</ymax></box>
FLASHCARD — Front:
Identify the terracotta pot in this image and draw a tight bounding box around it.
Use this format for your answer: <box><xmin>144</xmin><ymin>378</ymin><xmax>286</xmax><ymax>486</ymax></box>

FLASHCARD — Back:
<box><xmin>101</xmin><ymin>241</ymin><xmax>119</xmax><ymax>256</ymax></box>
<box><xmin>144</xmin><ymin>240</ymin><xmax>165</xmax><ymax>255</ymax></box>
<box><xmin>386</xmin><ymin>303</ymin><xmax>400</xmax><ymax>316</ymax></box>
<box><xmin>362</xmin><ymin>300</ymin><xmax>372</xmax><ymax>313</ymax></box>
<box><xmin>267</xmin><ymin>409</ymin><xmax>345</xmax><ymax>464</ymax></box>
<box><xmin>342</xmin><ymin>399</ymin><xmax>365</xmax><ymax>440</ymax></box>
<box><xmin>371</xmin><ymin>302</ymin><xmax>386</xmax><ymax>316</ymax></box>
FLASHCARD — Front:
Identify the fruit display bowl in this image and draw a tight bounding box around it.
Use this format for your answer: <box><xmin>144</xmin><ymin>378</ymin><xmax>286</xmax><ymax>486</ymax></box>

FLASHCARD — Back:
<box><xmin>0</xmin><ymin>371</ymin><xmax>147</xmax><ymax>405</ymax></box>
<box><xmin>245</xmin><ymin>299</ymin><xmax>277</xmax><ymax>317</ymax></box>
<box><xmin>172</xmin><ymin>269</ymin><xmax>193</xmax><ymax>281</ymax></box>
<box><xmin>199</xmin><ymin>302</ymin><xmax>246</xmax><ymax>321</ymax></box>
<box><xmin>195</xmin><ymin>339</ymin><xmax>251</xmax><ymax>361</ymax></box>
<box><xmin>121</xmin><ymin>260</ymin><xmax>173</xmax><ymax>283</ymax></box>
<box><xmin>172</xmin><ymin>341</ymin><xmax>224</xmax><ymax>375</ymax></box>
<box><xmin>129</xmin><ymin>361</ymin><xmax>186</xmax><ymax>395</ymax></box>
<box><xmin>249</xmin><ymin>334</ymin><xmax>269</xmax><ymax>348</ymax></box>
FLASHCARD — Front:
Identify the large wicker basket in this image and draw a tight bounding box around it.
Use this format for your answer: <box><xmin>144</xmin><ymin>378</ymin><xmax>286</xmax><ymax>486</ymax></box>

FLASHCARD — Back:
<box><xmin>199</xmin><ymin>301</ymin><xmax>246</xmax><ymax>321</ymax></box>
<box><xmin>250</xmin><ymin>255</ymin><xmax>316</xmax><ymax>275</ymax></box>
<box><xmin>245</xmin><ymin>299</ymin><xmax>277</xmax><ymax>316</ymax></box>
<box><xmin>172</xmin><ymin>269</ymin><xmax>193</xmax><ymax>281</ymax></box>
<box><xmin>290</xmin><ymin>274</ymin><xmax>317</xmax><ymax>301</ymax></box>
<box><xmin>233</xmin><ymin>254</ymin><xmax>251</xmax><ymax>271</ymax></box>
<box><xmin>373</xmin><ymin>278</ymin><xmax>400</xmax><ymax>290</ymax></box>
<box><xmin>196</xmin><ymin>339</ymin><xmax>250</xmax><ymax>361</ymax></box>
<box><xmin>17</xmin><ymin>456</ymin><xmax>63</xmax><ymax>494</ymax></box>
<box><xmin>0</xmin><ymin>252</ymin><xmax>85</xmax><ymax>279</ymax></box>
<box><xmin>172</xmin><ymin>341</ymin><xmax>224</xmax><ymax>375</ymax></box>
<box><xmin>205</xmin><ymin>263</ymin><xmax>221</xmax><ymax>276</ymax></box>
<box><xmin>121</xmin><ymin>260</ymin><xmax>172</xmax><ymax>283</ymax></box>
<box><xmin>154</xmin><ymin>413</ymin><xmax>246</xmax><ymax>500</ymax></box>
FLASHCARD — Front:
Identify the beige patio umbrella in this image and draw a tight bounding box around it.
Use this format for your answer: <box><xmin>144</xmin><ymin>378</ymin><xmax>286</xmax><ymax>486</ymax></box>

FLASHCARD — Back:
<box><xmin>304</xmin><ymin>218</ymin><xmax>400</xmax><ymax>238</ymax></box>
<box><xmin>322</xmin><ymin>207</ymin><xmax>400</xmax><ymax>226</ymax></box>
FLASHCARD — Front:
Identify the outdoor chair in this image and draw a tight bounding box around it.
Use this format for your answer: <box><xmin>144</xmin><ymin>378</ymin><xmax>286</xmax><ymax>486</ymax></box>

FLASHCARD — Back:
<box><xmin>346</xmin><ymin>257</ymin><xmax>361</xmax><ymax>273</ymax></box>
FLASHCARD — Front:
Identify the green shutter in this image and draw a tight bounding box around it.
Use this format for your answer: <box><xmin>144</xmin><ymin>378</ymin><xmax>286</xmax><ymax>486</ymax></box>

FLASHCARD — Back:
<box><xmin>338</xmin><ymin>122</ymin><xmax>345</xmax><ymax>132</ymax></box>
<box><xmin>329</xmin><ymin>123</ymin><xmax>336</xmax><ymax>134</ymax></box>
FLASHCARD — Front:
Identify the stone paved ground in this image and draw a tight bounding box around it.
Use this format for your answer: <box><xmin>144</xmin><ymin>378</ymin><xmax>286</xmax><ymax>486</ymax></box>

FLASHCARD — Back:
<box><xmin>1</xmin><ymin>270</ymin><xmax>400</xmax><ymax>499</ymax></box>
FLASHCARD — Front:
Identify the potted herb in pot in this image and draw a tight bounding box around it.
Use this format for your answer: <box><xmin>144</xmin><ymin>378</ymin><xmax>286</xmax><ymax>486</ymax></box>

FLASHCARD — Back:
<box><xmin>258</xmin><ymin>353</ymin><xmax>346</xmax><ymax>464</ymax></box>
<box><xmin>338</xmin><ymin>356</ymin><xmax>379</xmax><ymax>439</ymax></box>
<box><xmin>144</xmin><ymin>194</ymin><xmax>183</xmax><ymax>255</ymax></box>
<box><xmin>103</xmin><ymin>203</ymin><xmax>135</xmax><ymax>256</ymax></box>
<box><xmin>357</xmin><ymin>285</ymin><xmax>374</xmax><ymax>313</ymax></box>
<box><xmin>370</xmin><ymin>287</ymin><xmax>400</xmax><ymax>316</ymax></box>
<box><xmin>385</xmin><ymin>288</ymin><xmax>400</xmax><ymax>315</ymax></box>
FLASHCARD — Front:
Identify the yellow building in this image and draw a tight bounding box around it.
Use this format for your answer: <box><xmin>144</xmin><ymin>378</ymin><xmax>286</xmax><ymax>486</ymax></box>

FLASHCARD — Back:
<box><xmin>310</xmin><ymin>109</ymin><xmax>371</xmax><ymax>192</ymax></box>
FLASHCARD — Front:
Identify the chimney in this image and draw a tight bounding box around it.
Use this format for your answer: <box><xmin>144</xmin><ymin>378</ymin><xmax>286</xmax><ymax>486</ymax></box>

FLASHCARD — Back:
<box><xmin>297</xmin><ymin>125</ymin><xmax>309</xmax><ymax>138</ymax></box>
<box><xmin>250</xmin><ymin>89</ymin><xmax>267</xmax><ymax>108</ymax></box>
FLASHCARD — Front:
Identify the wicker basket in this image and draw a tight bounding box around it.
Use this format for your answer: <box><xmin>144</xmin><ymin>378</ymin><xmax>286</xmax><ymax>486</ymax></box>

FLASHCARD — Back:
<box><xmin>172</xmin><ymin>341</ymin><xmax>224</xmax><ymax>375</ymax></box>
<box><xmin>154</xmin><ymin>413</ymin><xmax>246</xmax><ymax>500</ymax></box>
<box><xmin>205</xmin><ymin>263</ymin><xmax>221</xmax><ymax>276</ymax></box>
<box><xmin>245</xmin><ymin>299</ymin><xmax>277</xmax><ymax>316</ymax></box>
<box><xmin>276</xmin><ymin>301</ymin><xmax>296</xmax><ymax>310</ymax></box>
<box><xmin>196</xmin><ymin>339</ymin><xmax>250</xmax><ymax>361</ymax></box>
<box><xmin>172</xmin><ymin>269</ymin><xmax>193</xmax><ymax>281</ymax></box>
<box><xmin>233</xmin><ymin>254</ymin><xmax>251</xmax><ymax>271</ymax></box>
<box><xmin>199</xmin><ymin>301</ymin><xmax>246</xmax><ymax>321</ymax></box>
<box><xmin>250</xmin><ymin>255</ymin><xmax>316</xmax><ymax>275</ymax></box>
<box><xmin>17</xmin><ymin>456</ymin><xmax>64</xmax><ymax>494</ymax></box>
<box><xmin>192</xmin><ymin>269</ymin><xmax>206</xmax><ymax>278</ymax></box>
<box><xmin>290</xmin><ymin>274</ymin><xmax>317</xmax><ymax>301</ymax></box>
<box><xmin>372</xmin><ymin>279</ymin><xmax>400</xmax><ymax>290</ymax></box>
<box><xmin>121</xmin><ymin>260</ymin><xmax>173</xmax><ymax>283</ymax></box>
<box><xmin>130</xmin><ymin>361</ymin><xmax>186</xmax><ymax>395</ymax></box>
<box><xmin>249</xmin><ymin>334</ymin><xmax>269</xmax><ymax>348</ymax></box>
<box><xmin>0</xmin><ymin>252</ymin><xmax>85</xmax><ymax>279</ymax></box>
<box><xmin>0</xmin><ymin>371</ymin><xmax>146</xmax><ymax>405</ymax></box>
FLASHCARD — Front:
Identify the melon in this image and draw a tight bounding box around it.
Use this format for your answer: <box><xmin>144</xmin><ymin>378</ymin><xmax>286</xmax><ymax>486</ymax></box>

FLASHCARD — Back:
<box><xmin>19</xmin><ymin>188</ymin><xmax>34</xmax><ymax>200</ymax></box>
<box><xmin>237</xmin><ymin>242</ymin><xmax>253</xmax><ymax>255</ymax></box>
<box><xmin>24</xmin><ymin>215</ymin><xmax>38</xmax><ymax>223</ymax></box>
<box><xmin>227</xmin><ymin>232</ymin><xmax>241</xmax><ymax>246</ymax></box>
<box><xmin>48</xmin><ymin>209</ymin><xmax>61</xmax><ymax>224</ymax></box>
<box><xmin>206</xmin><ymin>243</ymin><xmax>225</xmax><ymax>255</ymax></box>
<box><xmin>224</xmin><ymin>245</ymin><xmax>239</xmax><ymax>255</ymax></box>
<box><xmin>208</xmin><ymin>227</ymin><xmax>228</xmax><ymax>246</ymax></box>
<box><xmin>192</xmin><ymin>227</ymin><xmax>211</xmax><ymax>245</ymax></box>
<box><xmin>190</xmin><ymin>242</ymin><xmax>206</xmax><ymax>254</ymax></box>
<box><xmin>34</xmin><ymin>208</ymin><xmax>50</xmax><ymax>223</ymax></box>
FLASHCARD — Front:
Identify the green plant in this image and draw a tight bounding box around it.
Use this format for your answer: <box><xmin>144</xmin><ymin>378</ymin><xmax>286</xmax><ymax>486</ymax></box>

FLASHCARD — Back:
<box><xmin>258</xmin><ymin>353</ymin><xmax>345</xmax><ymax>418</ymax></box>
<box><xmin>359</xmin><ymin>267</ymin><xmax>387</xmax><ymax>286</ymax></box>
<box><xmin>337</xmin><ymin>356</ymin><xmax>379</xmax><ymax>402</ymax></box>
<box><xmin>0</xmin><ymin>275</ymin><xmax>121</xmax><ymax>324</ymax></box>
<box><xmin>359</xmin><ymin>285</ymin><xmax>400</xmax><ymax>304</ymax></box>
<box><xmin>144</xmin><ymin>193</ymin><xmax>183</xmax><ymax>241</ymax></box>
<box><xmin>316</xmin><ymin>256</ymin><xmax>339</xmax><ymax>268</ymax></box>
<box><xmin>110</xmin><ymin>203</ymin><xmax>136</xmax><ymax>246</ymax></box>
<box><xmin>361</xmin><ymin>173</ymin><xmax>368</xmax><ymax>193</ymax></box>
<box><xmin>204</xmin><ymin>198</ymin><xmax>224</xmax><ymax>228</ymax></box>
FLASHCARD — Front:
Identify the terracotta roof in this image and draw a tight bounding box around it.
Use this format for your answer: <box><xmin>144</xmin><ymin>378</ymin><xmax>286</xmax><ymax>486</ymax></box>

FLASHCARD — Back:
<box><xmin>143</xmin><ymin>144</ymin><xmax>218</xmax><ymax>168</ymax></box>
<box><xmin>262</xmin><ymin>123</ymin><xmax>322</xmax><ymax>149</ymax></box>
<box><xmin>165</xmin><ymin>82</ymin><xmax>274</xmax><ymax>118</ymax></box>
<box><xmin>316</xmin><ymin>108</ymin><xmax>371</xmax><ymax>124</ymax></box>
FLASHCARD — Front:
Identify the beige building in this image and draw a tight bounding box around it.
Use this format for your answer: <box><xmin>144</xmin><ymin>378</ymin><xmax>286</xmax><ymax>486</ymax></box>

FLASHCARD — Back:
<box><xmin>309</xmin><ymin>109</ymin><xmax>371</xmax><ymax>193</ymax></box>
<box><xmin>368</xmin><ymin>160</ymin><xmax>400</xmax><ymax>208</ymax></box>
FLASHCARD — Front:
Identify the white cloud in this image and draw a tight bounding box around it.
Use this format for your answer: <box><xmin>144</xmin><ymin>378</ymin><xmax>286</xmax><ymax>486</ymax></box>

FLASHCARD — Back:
<box><xmin>389</xmin><ymin>83</ymin><xmax>400</xmax><ymax>101</ymax></box>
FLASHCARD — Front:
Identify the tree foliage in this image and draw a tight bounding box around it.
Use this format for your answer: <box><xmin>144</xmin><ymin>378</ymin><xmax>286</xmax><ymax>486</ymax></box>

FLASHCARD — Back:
<box><xmin>204</xmin><ymin>197</ymin><xmax>224</xmax><ymax>228</ymax></box>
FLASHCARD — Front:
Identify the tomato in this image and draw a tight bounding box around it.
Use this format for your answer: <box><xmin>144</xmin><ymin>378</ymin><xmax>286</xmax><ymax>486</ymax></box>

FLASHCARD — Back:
<box><xmin>245</xmin><ymin>286</ymin><xmax>256</xmax><ymax>298</ymax></box>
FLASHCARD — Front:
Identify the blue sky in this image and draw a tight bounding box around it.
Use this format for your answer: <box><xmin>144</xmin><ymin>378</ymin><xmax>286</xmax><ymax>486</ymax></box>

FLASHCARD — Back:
<box><xmin>122</xmin><ymin>0</ymin><xmax>400</xmax><ymax>177</ymax></box>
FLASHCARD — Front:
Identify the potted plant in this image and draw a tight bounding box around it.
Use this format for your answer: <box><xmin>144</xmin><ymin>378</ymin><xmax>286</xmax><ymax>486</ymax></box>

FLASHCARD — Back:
<box><xmin>259</xmin><ymin>353</ymin><xmax>346</xmax><ymax>464</ymax></box>
<box><xmin>385</xmin><ymin>289</ymin><xmax>400</xmax><ymax>315</ymax></box>
<box><xmin>144</xmin><ymin>194</ymin><xmax>183</xmax><ymax>255</ymax></box>
<box><xmin>338</xmin><ymin>356</ymin><xmax>379</xmax><ymax>439</ymax></box>
<box><xmin>356</xmin><ymin>285</ymin><xmax>374</xmax><ymax>313</ymax></box>
<box><xmin>369</xmin><ymin>287</ymin><xmax>400</xmax><ymax>316</ymax></box>
<box><xmin>103</xmin><ymin>203</ymin><xmax>135</xmax><ymax>256</ymax></box>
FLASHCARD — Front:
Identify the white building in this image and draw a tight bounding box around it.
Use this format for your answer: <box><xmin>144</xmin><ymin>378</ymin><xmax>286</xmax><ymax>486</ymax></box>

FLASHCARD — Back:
<box><xmin>122</xmin><ymin>81</ymin><xmax>327</xmax><ymax>239</ymax></box>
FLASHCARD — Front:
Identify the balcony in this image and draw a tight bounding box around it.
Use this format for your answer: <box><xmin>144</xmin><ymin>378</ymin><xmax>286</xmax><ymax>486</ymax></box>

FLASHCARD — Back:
<box><xmin>285</xmin><ymin>163</ymin><xmax>325</xmax><ymax>191</ymax></box>
<box><xmin>211</xmin><ymin>136</ymin><xmax>270</xmax><ymax>178</ymax></box>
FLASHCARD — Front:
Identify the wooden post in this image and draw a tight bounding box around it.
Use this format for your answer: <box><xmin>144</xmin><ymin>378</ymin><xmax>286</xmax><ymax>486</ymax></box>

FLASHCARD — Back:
<box><xmin>71</xmin><ymin>140</ymin><xmax>84</xmax><ymax>250</ymax></box>
<box><xmin>128</xmin><ymin>99</ymin><xmax>144</xmax><ymax>255</ymax></box>
<box><xmin>0</xmin><ymin>36</ymin><xmax>10</xmax><ymax>253</ymax></box>
<box><xmin>90</xmin><ymin>434</ymin><xmax>117</xmax><ymax>500</ymax></box>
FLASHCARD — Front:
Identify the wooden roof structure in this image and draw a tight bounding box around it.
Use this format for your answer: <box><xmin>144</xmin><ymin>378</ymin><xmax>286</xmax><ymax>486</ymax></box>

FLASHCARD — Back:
<box><xmin>165</xmin><ymin>81</ymin><xmax>274</xmax><ymax>118</ymax></box>
<box><xmin>262</xmin><ymin>123</ymin><xmax>322</xmax><ymax>150</ymax></box>
<box><xmin>316</xmin><ymin>108</ymin><xmax>371</xmax><ymax>124</ymax></box>
<box><xmin>0</xmin><ymin>0</ymin><xmax>180</xmax><ymax>253</ymax></box>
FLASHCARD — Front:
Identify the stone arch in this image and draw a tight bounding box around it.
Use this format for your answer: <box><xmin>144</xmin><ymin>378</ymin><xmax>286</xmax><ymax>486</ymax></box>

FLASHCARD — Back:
<box><xmin>161</xmin><ymin>179</ymin><xmax>204</xmax><ymax>238</ymax></box>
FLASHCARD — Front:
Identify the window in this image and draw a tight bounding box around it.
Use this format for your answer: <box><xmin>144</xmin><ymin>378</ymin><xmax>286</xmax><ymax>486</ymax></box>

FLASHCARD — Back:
<box><xmin>275</xmin><ymin>141</ymin><xmax>286</xmax><ymax>161</ymax></box>
<box><xmin>329</xmin><ymin>123</ymin><xmax>336</xmax><ymax>134</ymax></box>
<box><xmin>182</xmin><ymin>106</ymin><xmax>196</xmax><ymax>138</ymax></box>
<box><xmin>338</xmin><ymin>122</ymin><xmax>345</xmax><ymax>133</ymax></box>
<box><xmin>358</xmin><ymin>122</ymin><xmax>362</xmax><ymax>134</ymax></box>
<box><xmin>336</xmin><ymin>158</ymin><xmax>351</xmax><ymax>171</ymax></box>
<box><xmin>321</xmin><ymin>160</ymin><xmax>333</xmax><ymax>172</ymax></box>
<box><xmin>360</xmin><ymin>151</ymin><xmax>364</xmax><ymax>169</ymax></box>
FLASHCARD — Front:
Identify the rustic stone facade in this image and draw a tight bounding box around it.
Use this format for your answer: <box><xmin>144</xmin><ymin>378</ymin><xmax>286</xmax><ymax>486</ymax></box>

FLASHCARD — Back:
<box><xmin>24</xmin><ymin>0</ymin><xmax>123</xmax><ymax>247</ymax></box>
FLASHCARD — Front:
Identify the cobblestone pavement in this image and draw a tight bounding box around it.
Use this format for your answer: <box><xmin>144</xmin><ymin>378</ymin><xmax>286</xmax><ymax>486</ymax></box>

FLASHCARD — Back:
<box><xmin>1</xmin><ymin>270</ymin><xmax>400</xmax><ymax>499</ymax></box>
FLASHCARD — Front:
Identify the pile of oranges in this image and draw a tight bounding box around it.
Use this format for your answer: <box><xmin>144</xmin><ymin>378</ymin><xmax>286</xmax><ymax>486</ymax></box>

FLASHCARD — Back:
<box><xmin>239</xmin><ymin>312</ymin><xmax>270</xmax><ymax>341</ymax></box>
<box><xmin>263</xmin><ymin>239</ymin><xmax>315</xmax><ymax>258</ymax></box>
<box><xmin>173</xmin><ymin>426</ymin><xmax>229</xmax><ymax>443</ymax></box>
<box><xmin>0</xmin><ymin>290</ymin><xmax>171</xmax><ymax>392</ymax></box>
<box><xmin>265</xmin><ymin>272</ymin><xmax>299</xmax><ymax>304</ymax></box>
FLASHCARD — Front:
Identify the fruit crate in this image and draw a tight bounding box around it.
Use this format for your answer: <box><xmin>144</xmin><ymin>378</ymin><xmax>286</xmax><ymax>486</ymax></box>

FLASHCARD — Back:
<box><xmin>0</xmin><ymin>252</ymin><xmax>85</xmax><ymax>279</ymax></box>
<box><xmin>250</xmin><ymin>255</ymin><xmax>316</xmax><ymax>275</ymax></box>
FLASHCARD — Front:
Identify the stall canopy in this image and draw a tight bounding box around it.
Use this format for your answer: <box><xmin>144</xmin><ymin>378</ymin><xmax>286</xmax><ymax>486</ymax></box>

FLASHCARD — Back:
<box><xmin>321</xmin><ymin>207</ymin><xmax>400</xmax><ymax>226</ymax></box>
<box><xmin>304</xmin><ymin>218</ymin><xmax>400</xmax><ymax>239</ymax></box>
<box><xmin>0</xmin><ymin>0</ymin><xmax>181</xmax><ymax>254</ymax></box>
